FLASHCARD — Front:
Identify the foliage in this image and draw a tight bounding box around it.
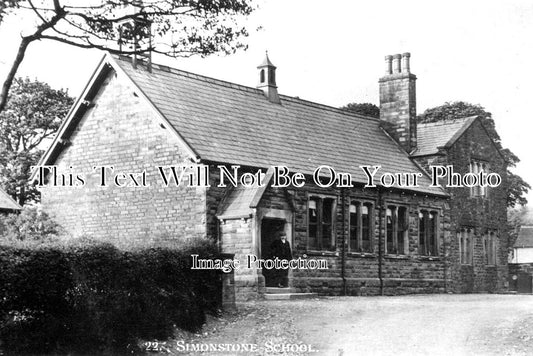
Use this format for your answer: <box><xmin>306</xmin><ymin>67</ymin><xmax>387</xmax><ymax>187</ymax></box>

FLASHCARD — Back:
<box><xmin>506</xmin><ymin>170</ymin><xmax>531</xmax><ymax>208</ymax></box>
<box><xmin>0</xmin><ymin>247</ymin><xmax>73</xmax><ymax>354</ymax></box>
<box><xmin>0</xmin><ymin>77</ymin><xmax>73</xmax><ymax>204</ymax></box>
<box><xmin>508</xmin><ymin>206</ymin><xmax>533</xmax><ymax>247</ymax></box>
<box><xmin>340</xmin><ymin>102</ymin><xmax>380</xmax><ymax>118</ymax></box>
<box><xmin>0</xmin><ymin>237</ymin><xmax>221</xmax><ymax>355</ymax></box>
<box><xmin>0</xmin><ymin>205</ymin><xmax>64</xmax><ymax>242</ymax></box>
<box><xmin>0</xmin><ymin>0</ymin><xmax>256</xmax><ymax>112</ymax></box>
<box><xmin>418</xmin><ymin>101</ymin><xmax>530</xmax><ymax>207</ymax></box>
<box><xmin>0</xmin><ymin>1</ymin><xmax>21</xmax><ymax>23</ymax></box>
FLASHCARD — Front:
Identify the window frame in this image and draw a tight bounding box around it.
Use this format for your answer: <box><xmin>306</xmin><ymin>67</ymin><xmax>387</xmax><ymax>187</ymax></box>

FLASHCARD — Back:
<box><xmin>348</xmin><ymin>200</ymin><xmax>374</xmax><ymax>253</ymax></box>
<box><xmin>483</xmin><ymin>230</ymin><xmax>497</xmax><ymax>266</ymax></box>
<box><xmin>418</xmin><ymin>209</ymin><xmax>439</xmax><ymax>256</ymax></box>
<box><xmin>469</xmin><ymin>160</ymin><xmax>489</xmax><ymax>198</ymax></box>
<box><xmin>385</xmin><ymin>204</ymin><xmax>409</xmax><ymax>255</ymax></box>
<box><xmin>458</xmin><ymin>227</ymin><xmax>474</xmax><ymax>265</ymax></box>
<box><xmin>307</xmin><ymin>194</ymin><xmax>337</xmax><ymax>251</ymax></box>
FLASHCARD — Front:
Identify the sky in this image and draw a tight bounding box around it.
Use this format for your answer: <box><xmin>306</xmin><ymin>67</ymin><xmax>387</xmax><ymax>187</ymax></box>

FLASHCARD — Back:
<box><xmin>0</xmin><ymin>0</ymin><xmax>532</xmax><ymax>205</ymax></box>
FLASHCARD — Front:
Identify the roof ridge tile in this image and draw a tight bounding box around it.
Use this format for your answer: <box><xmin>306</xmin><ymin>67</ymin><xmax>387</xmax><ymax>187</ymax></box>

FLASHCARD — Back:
<box><xmin>114</xmin><ymin>55</ymin><xmax>378</xmax><ymax>122</ymax></box>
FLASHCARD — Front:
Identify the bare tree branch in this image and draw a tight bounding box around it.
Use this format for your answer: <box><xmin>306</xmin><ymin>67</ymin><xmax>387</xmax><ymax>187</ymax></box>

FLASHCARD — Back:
<box><xmin>0</xmin><ymin>4</ymin><xmax>67</xmax><ymax>112</ymax></box>
<box><xmin>0</xmin><ymin>0</ymin><xmax>255</xmax><ymax>113</ymax></box>
<box><xmin>27</xmin><ymin>1</ymin><xmax>49</xmax><ymax>23</ymax></box>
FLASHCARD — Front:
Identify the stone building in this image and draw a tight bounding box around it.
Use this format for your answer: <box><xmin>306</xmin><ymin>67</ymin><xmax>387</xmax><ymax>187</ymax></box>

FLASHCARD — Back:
<box><xmin>508</xmin><ymin>226</ymin><xmax>533</xmax><ymax>293</ymax></box>
<box><xmin>33</xmin><ymin>52</ymin><xmax>509</xmax><ymax>300</ymax></box>
<box><xmin>511</xmin><ymin>226</ymin><xmax>533</xmax><ymax>263</ymax></box>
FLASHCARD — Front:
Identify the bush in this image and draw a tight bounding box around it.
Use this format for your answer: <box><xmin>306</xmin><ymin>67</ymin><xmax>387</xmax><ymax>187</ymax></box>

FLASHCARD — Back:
<box><xmin>0</xmin><ymin>205</ymin><xmax>64</xmax><ymax>242</ymax></box>
<box><xmin>0</xmin><ymin>238</ymin><xmax>222</xmax><ymax>355</ymax></box>
<box><xmin>0</xmin><ymin>246</ymin><xmax>73</xmax><ymax>354</ymax></box>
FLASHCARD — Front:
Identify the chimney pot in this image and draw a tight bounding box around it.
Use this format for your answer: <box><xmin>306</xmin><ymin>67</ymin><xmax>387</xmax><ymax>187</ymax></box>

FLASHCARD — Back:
<box><xmin>402</xmin><ymin>52</ymin><xmax>411</xmax><ymax>73</ymax></box>
<box><xmin>392</xmin><ymin>54</ymin><xmax>402</xmax><ymax>74</ymax></box>
<box><xmin>384</xmin><ymin>55</ymin><xmax>393</xmax><ymax>75</ymax></box>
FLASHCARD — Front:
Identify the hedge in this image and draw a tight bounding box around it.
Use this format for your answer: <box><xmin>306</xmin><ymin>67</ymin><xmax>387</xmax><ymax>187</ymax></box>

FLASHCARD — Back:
<box><xmin>0</xmin><ymin>238</ymin><xmax>221</xmax><ymax>355</ymax></box>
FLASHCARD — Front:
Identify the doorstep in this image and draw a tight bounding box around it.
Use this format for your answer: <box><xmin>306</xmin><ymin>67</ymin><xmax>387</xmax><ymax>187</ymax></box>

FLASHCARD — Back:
<box><xmin>265</xmin><ymin>287</ymin><xmax>318</xmax><ymax>300</ymax></box>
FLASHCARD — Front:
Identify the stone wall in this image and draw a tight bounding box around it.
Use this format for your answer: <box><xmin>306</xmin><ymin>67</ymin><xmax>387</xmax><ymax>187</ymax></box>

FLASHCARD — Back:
<box><xmin>207</xmin><ymin>167</ymin><xmax>450</xmax><ymax>298</ymax></box>
<box><xmin>40</xmin><ymin>70</ymin><xmax>207</xmax><ymax>249</ymax></box>
<box><xmin>273</xmin><ymin>182</ymin><xmax>449</xmax><ymax>296</ymax></box>
<box><xmin>219</xmin><ymin>217</ymin><xmax>264</xmax><ymax>301</ymax></box>
<box><xmin>415</xmin><ymin>119</ymin><xmax>509</xmax><ymax>293</ymax></box>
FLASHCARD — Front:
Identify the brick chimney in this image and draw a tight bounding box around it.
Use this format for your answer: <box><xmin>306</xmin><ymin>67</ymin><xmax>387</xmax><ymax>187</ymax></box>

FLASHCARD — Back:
<box><xmin>257</xmin><ymin>52</ymin><xmax>280</xmax><ymax>104</ymax></box>
<box><xmin>379</xmin><ymin>52</ymin><xmax>417</xmax><ymax>153</ymax></box>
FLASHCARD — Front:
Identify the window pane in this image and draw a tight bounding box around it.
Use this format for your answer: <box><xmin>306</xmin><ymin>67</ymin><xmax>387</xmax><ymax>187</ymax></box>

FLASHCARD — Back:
<box><xmin>309</xmin><ymin>224</ymin><xmax>317</xmax><ymax>249</ymax></box>
<box><xmin>309</xmin><ymin>199</ymin><xmax>318</xmax><ymax>223</ymax></box>
<box><xmin>483</xmin><ymin>235</ymin><xmax>488</xmax><ymax>264</ymax></box>
<box><xmin>362</xmin><ymin>204</ymin><xmax>371</xmax><ymax>252</ymax></box>
<box><xmin>428</xmin><ymin>212</ymin><xmax>437</xmax><ymax>256</ymax></box>
<box><xmin>323</xmin><ymin>199</ymin><xmax>333</xmax><ymax>224</ymax></box>
<box><xmin>488</xmin><ymin>231</ymin><xmax>496</xmax><ymax>265</ymax></box>
<box><xmin>322</xmin><ymin>224</ymin><xmax>332</xmax><ymax>249</ymax></box>
<box><xmin>397</xmin><ymin>207</ymin><xmax>407</xmax><ymax>254</ymax></box>
<box><xmin>491</xmin><ymin>234</ymin><xmax>494</xmax><ymax>264</ymax></box>
<box><xmin>419</xmin><ymin>212</ymin><xmax>426</xmax><ymax>255</ymax></box>
<box><xmin>308</xmin><ymin>197</ymin><xmax>336</xmax><ymax>251</ymax></box>
<box><xmin>386</xmin><ymin>208</ymin><xmax>394</xmax><ymax>253</ymax></box>
<box><xmin>466</xmin><ymin>230</ymin><xmax>472</xmax><ymax>264</ymax></box>
<box><xmin>322</xmin><ymin>199</ymin><xmax>334</xmax><ymax>249</ymax></box>
<box><xmin>308</xmin><ymin>198</ymin><xmax>319</xmax><ymax>249</ymax></box>
<box><xmin>349</xmin><ymin>204</ymin><xmax>357</xmax><ymax>251</ymax></box>
<box><xmin>459</xmin><ymin>233</ymin><xmax>464</xmax><ymax>264</ymax></box>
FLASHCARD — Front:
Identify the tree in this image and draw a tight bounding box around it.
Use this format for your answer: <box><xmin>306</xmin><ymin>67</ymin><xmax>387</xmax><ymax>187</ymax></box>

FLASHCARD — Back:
<box><xmin>340</xmin><ymin>102</ymin><xmax>380</xmax><ymax>119</ymax></box>
<box><xmin>418</xmin><ymin>101</ymin><xmax>530</xmax><ymax>207</ymax></box>
<box><xmin>0</xmin><ymin>0</ymin><xmax>255</xmax><ymax>113</ymax></box>
<box><xmin>0</xmin><ymin>205</ymin><xmax>64</xmax><ymax>241</ymax></box>
<box><xmin>507</xmin><ymin>205</ymin><xmax>533</xmax><ymax>248</ymax></box>
<box><xmin>0</xmin><ymin>77</ymin><xmax>73</xmax><ymax>205</ymax></box>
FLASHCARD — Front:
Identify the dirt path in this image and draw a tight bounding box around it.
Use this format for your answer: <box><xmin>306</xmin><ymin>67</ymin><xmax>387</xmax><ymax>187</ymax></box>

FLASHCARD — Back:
<box><xmin>289</xmin><ymin>294</ymin><xmax>533</xmax><ymax>356</ymax></box>
<box><xmin>163</xmin><ymin>294</ymin><xmax>533</xmax><ymax>356</ymax></box>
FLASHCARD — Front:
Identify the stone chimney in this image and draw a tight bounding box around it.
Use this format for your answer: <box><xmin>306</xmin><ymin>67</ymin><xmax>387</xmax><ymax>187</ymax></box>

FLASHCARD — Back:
<box><xmin>257</xmin><ymin>52</ymin><xmax>280</xmax><ymax>104</ymax></box>
<box><xmin>379</xmin><ymin>52</ymin><xmax>417</xmax><ymax>153</ymax></box>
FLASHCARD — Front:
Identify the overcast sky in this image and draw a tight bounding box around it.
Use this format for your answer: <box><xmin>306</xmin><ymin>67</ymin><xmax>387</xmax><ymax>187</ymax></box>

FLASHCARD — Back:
<box><xmin>0</xmin><ymin>0</ymin><xmax>532</xmax><ymax>204</ymax></box>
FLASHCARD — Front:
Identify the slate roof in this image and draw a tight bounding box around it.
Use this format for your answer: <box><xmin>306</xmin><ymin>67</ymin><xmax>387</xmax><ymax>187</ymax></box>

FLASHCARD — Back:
<box><xmin>414</xmin><ymin>116</ymin><xmax>478</xmax><ymax>157</ymax></box>
<box><xmin>217</xmin><ymin>169</ymin><xmax>273</xmax><ymax>219</ymax></box>
<box><xmin>112</xmin><ymin>56</ymin><xmax>445</xmax><ymax>196</ymax></box>
<box><xmin>0</xmin><ymin>188</ymin><xmax>21</xmax><ymax>211</ymax></box>
<box><xmin>515</xmin><ymin>226</ymin><xmax>533</xmax><ymax>248</ymax></box>
<box><xmin>258</xmin><ymin>53</ymin><xmax>275</xmax><ymax>68</ymax></box>
<box><xmin>216</xmin><ymin>186</ymin><xmax>257</xmax><ymax>219</ymax></box>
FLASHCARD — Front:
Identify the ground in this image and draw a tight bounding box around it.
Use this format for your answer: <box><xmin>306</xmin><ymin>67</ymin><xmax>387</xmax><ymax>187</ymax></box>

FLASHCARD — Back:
<box><xmin>151</xmin><ymin>294</ymin><xmax>533</xmax><ymax>356</ymax></box>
